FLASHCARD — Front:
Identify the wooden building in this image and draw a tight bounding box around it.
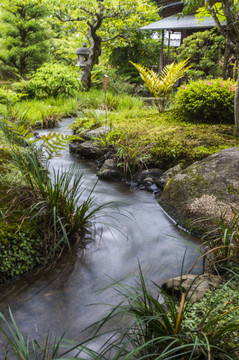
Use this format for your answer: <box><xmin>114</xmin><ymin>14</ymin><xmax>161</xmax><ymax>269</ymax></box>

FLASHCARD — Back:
<box><xmin>141</xmin><ymin>0</ymin><xmax>218</xmax><ymax>70</ymax></box>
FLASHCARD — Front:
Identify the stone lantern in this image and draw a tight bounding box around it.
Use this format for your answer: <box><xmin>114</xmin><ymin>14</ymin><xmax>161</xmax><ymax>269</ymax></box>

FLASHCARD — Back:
<box><xmin>75</xmin><ymin>43</ymin><xmax>90</xmax><ymax>68</ymax></box>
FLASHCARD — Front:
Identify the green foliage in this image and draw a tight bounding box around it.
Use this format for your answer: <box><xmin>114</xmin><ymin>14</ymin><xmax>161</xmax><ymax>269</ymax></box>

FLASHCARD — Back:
<box><xmin>91</xmin><ymin>65</ymin><xmax>136</xmax><ymax>94</ymax></box>
<box><xmin>117</xmin><ymin>137</ymin><xmax>150</xmax><ymax>178</ymax></box>
<box><xmin>175</xmin><ymin>78</ymin><xmax>236</xmax><ymax>123</ymax></box>
<box><xmin>0</xmin><ymin>96</ymin><xmax>80</xmax><ymax>127</ymax></box>
<box><xmin>199</xmin><ymin>207</ymin><xmax>239</xmax><ymax>269</ymax></box>
<box><xmin>0</xmin><ymin>0</ymin><xmax>53</xmax><ymax>79</ymax></box>
<box><xmin>70</xmin><ymin>109</ymin><xmax>103</xmax><ymax>135</ymax></box>
<box><xmin>0</xmin><ymin>223</ymin><xmax>43</xmax><ymax>282</ymax></box>
<box><xmin>0</xmin><ymin>88</ymin><xmax>24</xmax><ymax>106</ymax></box>
<box><xmin>131</xmin><ymin>59</ymin><xmax>191</xmax><ymax>111</ymax></box>
<box><xmin>93</xmin><ymin>131</ymin><xmax>116</xmax><ymax>148</ymax></box>
<box><xmin>0</xmin><ymin>309</ymin><xmax>77</xmax><ymax>359</ymax></box>
<box><xmin>109</xmin><ymin>34</ymin><xmax>160</xmax><ymax>83</ymax></box>
<box><xmin>177</xmin><ymin>29</ymin><xmax>226</xmax><ymax>80</ymax></box>
<box><xmin>73</xmin><ymin>266</ymin><xmax>239</xmax><ymax>359</ymax></box>
<box><xmin>17</xmin><ymin>63</ymin><xmax>81</xmax><ymax>98</ymax></box>
<box><xmin>0</xmin><ymin>120</ymin><xmax>115</xmax><ymax>268</ymax></box>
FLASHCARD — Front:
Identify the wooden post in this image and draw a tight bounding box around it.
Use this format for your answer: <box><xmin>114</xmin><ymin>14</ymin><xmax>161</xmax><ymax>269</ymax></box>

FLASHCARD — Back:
<box><xmin>159</xmin><ymin>29</ymin><xmax>165</xmax><ymax>72</ymax></box>
<box><xmin>103</xmin><ymin>74</ymin><xmax>108</xmax><ymax>124</ymax></box>
<box><xmin>167</xmin><ymin>30</ymin><xmax>171</xmax><ymax>60</ymax></box>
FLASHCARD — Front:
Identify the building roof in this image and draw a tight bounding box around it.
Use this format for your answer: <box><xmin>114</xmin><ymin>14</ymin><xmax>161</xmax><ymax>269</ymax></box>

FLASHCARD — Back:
<box><xmin>156</xmin><ymin>1</ymin><xmax>184</xmax><ymax>17</ymax></box>
<box><xmin>140</xmin><ymin>14</ymin><xmax>217</xmax><ymax>31</ymax></box>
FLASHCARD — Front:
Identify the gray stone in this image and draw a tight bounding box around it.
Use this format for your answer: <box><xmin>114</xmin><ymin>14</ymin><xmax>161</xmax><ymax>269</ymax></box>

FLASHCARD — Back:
<box><xmin>162</xmin><ymin>273</ymin><xmax>221</xmax><ymax>303</ymax></box>
<box><xmin>84</xmin><ymin>126</ymin><xmax>111</xmax><ymax>140</ymax></box>
<box><xmin>97</xmin><ymin>158</ymin><xmax>121</xmax><ymax>180</ymax></box>
<box><xmin>156</xmin><ymin>164</ymin><xmax>183</xmax><ymax>189</ymax></box>
<box><xmin>69</xmin><ymin>140</ymin><xmax>107</xmax><ymax>159</ymax></box>
<box><xmin>160</xmin><ymin>147</ymin><xmax>239</xmax><ymax>233</ymax></box>
<box><xmin>132</xmin><ymin>168</ymin><xmax>163</xmax><ymax>190</ymax></box>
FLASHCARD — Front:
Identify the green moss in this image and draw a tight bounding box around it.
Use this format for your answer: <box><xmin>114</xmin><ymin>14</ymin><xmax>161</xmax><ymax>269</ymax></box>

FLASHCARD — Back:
<box><xmin>104</xmin><ymin>109</ymin><xmax>239</xmax><ymax>172</ymax></box>
<box><xmin>226</xmin><ymin>184</ymin><xmax>238</xmax><ymax>195</ymax></box>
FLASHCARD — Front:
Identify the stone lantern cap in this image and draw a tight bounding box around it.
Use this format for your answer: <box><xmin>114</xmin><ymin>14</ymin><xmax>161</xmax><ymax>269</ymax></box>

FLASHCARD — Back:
<box><xmin>75</xmin><ymin>43</ymin><xmax>90</xmax><ymax>55</ymax></box>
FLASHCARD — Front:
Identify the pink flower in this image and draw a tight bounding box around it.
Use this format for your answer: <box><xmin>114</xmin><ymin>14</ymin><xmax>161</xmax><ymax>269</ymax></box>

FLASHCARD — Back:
<box><xmin>182</xmin><ymin>85</ymin><xmax>187</xmax><ymax>89</ymax></box>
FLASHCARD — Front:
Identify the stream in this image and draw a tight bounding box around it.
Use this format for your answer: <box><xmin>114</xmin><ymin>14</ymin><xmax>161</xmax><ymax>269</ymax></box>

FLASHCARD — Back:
<box><xmin>0</xmin><ymin>118</ymin><xmax>202</xmax><ymax>348</ymax></box>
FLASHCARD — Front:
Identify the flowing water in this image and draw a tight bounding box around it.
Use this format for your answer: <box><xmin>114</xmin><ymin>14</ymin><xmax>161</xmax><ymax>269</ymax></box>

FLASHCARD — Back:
<box><xmin>0</xmin><ymin>118</ymin><xmax>202</xmax><ymax>347</ymax></box>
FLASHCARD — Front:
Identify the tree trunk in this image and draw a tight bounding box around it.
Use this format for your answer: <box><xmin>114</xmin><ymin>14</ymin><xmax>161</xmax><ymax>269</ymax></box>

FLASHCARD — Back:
<box><xmin>235</xmin><ymin>70</ymin><xmax>239</xmax><ymax>136</ymax></box>
<box><xmin>81</xmin><ymin>24</ymin><xmax>102</xmax><ymax>90</ymax></box>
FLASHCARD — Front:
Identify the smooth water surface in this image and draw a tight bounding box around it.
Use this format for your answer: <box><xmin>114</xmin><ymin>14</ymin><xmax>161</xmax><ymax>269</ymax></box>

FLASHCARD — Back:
<box><xmin>0</xmin><ymin>118</ymin><xmax>202</xmax><ymax>345</ymax></box>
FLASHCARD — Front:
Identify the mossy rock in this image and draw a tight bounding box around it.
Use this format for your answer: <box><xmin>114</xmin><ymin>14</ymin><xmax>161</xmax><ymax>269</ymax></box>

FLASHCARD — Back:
<box><xmin>159</xmin><ymin>147</ymin><xmax>239</xmax><ymax>235</ymax></box>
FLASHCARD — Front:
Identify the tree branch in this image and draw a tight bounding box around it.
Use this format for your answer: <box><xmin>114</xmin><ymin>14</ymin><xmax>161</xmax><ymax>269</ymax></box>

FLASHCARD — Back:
<box><xmin>102</xmin><ymin>34</ymin><xmax>126</xmax><ymax>42</ymax></box>
<box><xmin>207</xmin><ymin>1</ymin><xmax>236</xmax><ymax>51</ymax></box>
<box><xmin>78</xmin><ymin>6</ymin><xmax>95</xmax><ymax>16</ymax></box>
<box><xmin>54</xmin><ymin>13</ymin><xmax>86</xmax><ymax>22</ymax></box>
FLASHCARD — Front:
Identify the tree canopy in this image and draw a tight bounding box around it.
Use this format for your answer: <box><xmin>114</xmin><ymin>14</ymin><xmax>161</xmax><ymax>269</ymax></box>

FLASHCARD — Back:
<box><xmin>183</xmin><ymin>0</ymin><xmax>239</xmax><ymax>135</ymax></box>
<box><xmin>0</xmin><ymin>0</ymin><xmax>52</xmax><ymax>79</ymax></box>
<box><xmin>44</xmin><ymin>0</ymin><xmax>158</xmax><ymax>89</ymax></box>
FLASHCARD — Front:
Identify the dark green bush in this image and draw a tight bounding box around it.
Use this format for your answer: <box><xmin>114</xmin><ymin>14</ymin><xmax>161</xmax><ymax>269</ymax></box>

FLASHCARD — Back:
<box><xmin>175</xmin><ymin>78</ymin><xmax>236</xmax><ymax>123</ymax></box>
<box><xmin>0</xmin><ymin>222</ymin><xmax>44</xmax><ymax>282</ymax></box>
<box><xmin>14</xmin><ymin>63</ymin><xmax>81</xmax><ymax>98</ymax></box>
<box><xmin>177</xmin><ymin>29</ymin><xmax>225</xmax><ymax>80</ymax></box>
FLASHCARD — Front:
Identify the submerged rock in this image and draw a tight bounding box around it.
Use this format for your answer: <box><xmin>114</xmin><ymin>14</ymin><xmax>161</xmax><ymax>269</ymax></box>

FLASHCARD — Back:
<box><xmin>160</xmin><ymin>147</ymin><xmax>239</xmax><ymax>234</ymax></box>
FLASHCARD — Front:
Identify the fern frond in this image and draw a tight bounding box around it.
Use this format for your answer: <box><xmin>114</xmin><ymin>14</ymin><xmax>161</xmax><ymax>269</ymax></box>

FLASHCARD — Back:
<box><xmin>131</xmin><ymin>58</ymin><xmax>191</xmax><ymax>98</ymax></box>
<box><xmin>160</xmin><ymin>58</ymin><xmax>191</xmax><ymax>95</ymax></box>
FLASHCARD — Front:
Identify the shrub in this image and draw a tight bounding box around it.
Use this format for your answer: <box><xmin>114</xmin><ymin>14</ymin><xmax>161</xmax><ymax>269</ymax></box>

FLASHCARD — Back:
<box><xmin>15</xmin><ymin>63</ymin><xmax>81</xmax><ymax>98</ymax></box>
<box><xmin>175</xmin><ymin>78</ymin><xmax>236</xmax><ymax>123</ymax></box>
<box><xmin>0</xmin><ymin>88</ymin><xmax>23</xmax><ymax>106</ymax></box>
<box><xmin>177</xmin><ymin>29</ymin><xmax>226</xmax><ymax>80</ymax></box>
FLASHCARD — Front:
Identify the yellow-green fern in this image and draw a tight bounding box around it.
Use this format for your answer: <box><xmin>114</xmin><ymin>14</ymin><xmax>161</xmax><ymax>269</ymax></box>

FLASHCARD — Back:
<box><xmin>130</xmin><ymin>58</ymin><xmax>191</xmax><ymax>111</ymax></box>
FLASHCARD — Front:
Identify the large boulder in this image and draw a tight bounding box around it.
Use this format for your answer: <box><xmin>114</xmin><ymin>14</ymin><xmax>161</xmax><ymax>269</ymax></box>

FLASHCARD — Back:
<box><xmin>160</xmin><ymin>147</ymin><xmax>239</xmax><ymax>234</ymax></box>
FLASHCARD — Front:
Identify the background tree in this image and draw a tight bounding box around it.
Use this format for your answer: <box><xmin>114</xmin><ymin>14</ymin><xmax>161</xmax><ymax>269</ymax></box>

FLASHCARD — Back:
<box><xmin>45</xmin><ymin>0</ymin><xmax>158</xmax><ymax>90</ymax></box>
<box><xmin>177</xmin><ymin>29</ymin><xmax>226</xmax><ymax>80</ymax></box>
<box><xmin>109</xmin><ymin>32</ymin><xmax>160</xmax><ymax>84</ymax></box>
<box><xmin>183</xmin><ymin>0</ymin><xmax>239</xmax><ymax>135</ymax></box>
<box><xmin>0</xmin><ymin>0</ymin><xmax>53</xmax><ymax>79</ymax></box>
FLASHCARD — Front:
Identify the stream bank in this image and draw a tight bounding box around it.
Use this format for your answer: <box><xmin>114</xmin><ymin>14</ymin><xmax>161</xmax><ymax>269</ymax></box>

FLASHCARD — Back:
<box><xmin>0</xmin><ymin>117</ymin><xmax>202</xmax><ymax>345</ymax></box>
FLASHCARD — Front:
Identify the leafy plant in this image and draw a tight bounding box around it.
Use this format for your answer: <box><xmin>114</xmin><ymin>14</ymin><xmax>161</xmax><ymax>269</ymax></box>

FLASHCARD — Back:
<box><xmin>0</xmin><ymin>223</ymin><xmax>43</xmax><ymax>283</ymax></box>
<box><xmin>81</xmin><ymin>267</ymin><xmax>239</xmax><ymax>359</ymax></box>
<box><xmin>18</xmin><ymin>63</ymin><xmax>81</xmax><ymax>98</ymax></box>
<box><xmin>196</xmin><ymin>207</ymin><xmax>239</xmax><ymax>271</ymax></box>
<box><xmin>130</xmin><ymin>59</ymin><xmax>191</xmax><ymax>112</ymax></box>
<box><xmin>177</xmin><ymin>29</ymin><xmax>226</xmax><ymax>80</ymax></box>
<box><xmin>175</xmin><ymin>78</ymin><xmax>236</xmax><ymax>124</ymax></box>
<box><xmin>0</xmin><ymin>120</ymin><xmax>113</xmax><ymax>267</ymax></box>
<box><xmin>93</xmin><ymin>131</ymin><xmax>116</xmax><ymax>148</ymax></box>
<box><xmin>117</xmin><ymin>138</ymin><xmax>150</xmax><ymax>178</ymax></box>
<box><xmin>0</xmin><ymin>309</ymin><xmax>79</xmax><ymax>359</ymax></box>
<box><xmin>70</xmin><ymin>109</ymin><xmax>104</xmax><ymax>135</ymax></box>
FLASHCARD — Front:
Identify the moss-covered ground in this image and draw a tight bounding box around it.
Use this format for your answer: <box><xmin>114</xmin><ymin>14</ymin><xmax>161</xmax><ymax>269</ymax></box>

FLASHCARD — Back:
<box><xmin>73</xmin><ymin>106</ymin><xmax>239</xmax><ymax>171</ymax></box>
